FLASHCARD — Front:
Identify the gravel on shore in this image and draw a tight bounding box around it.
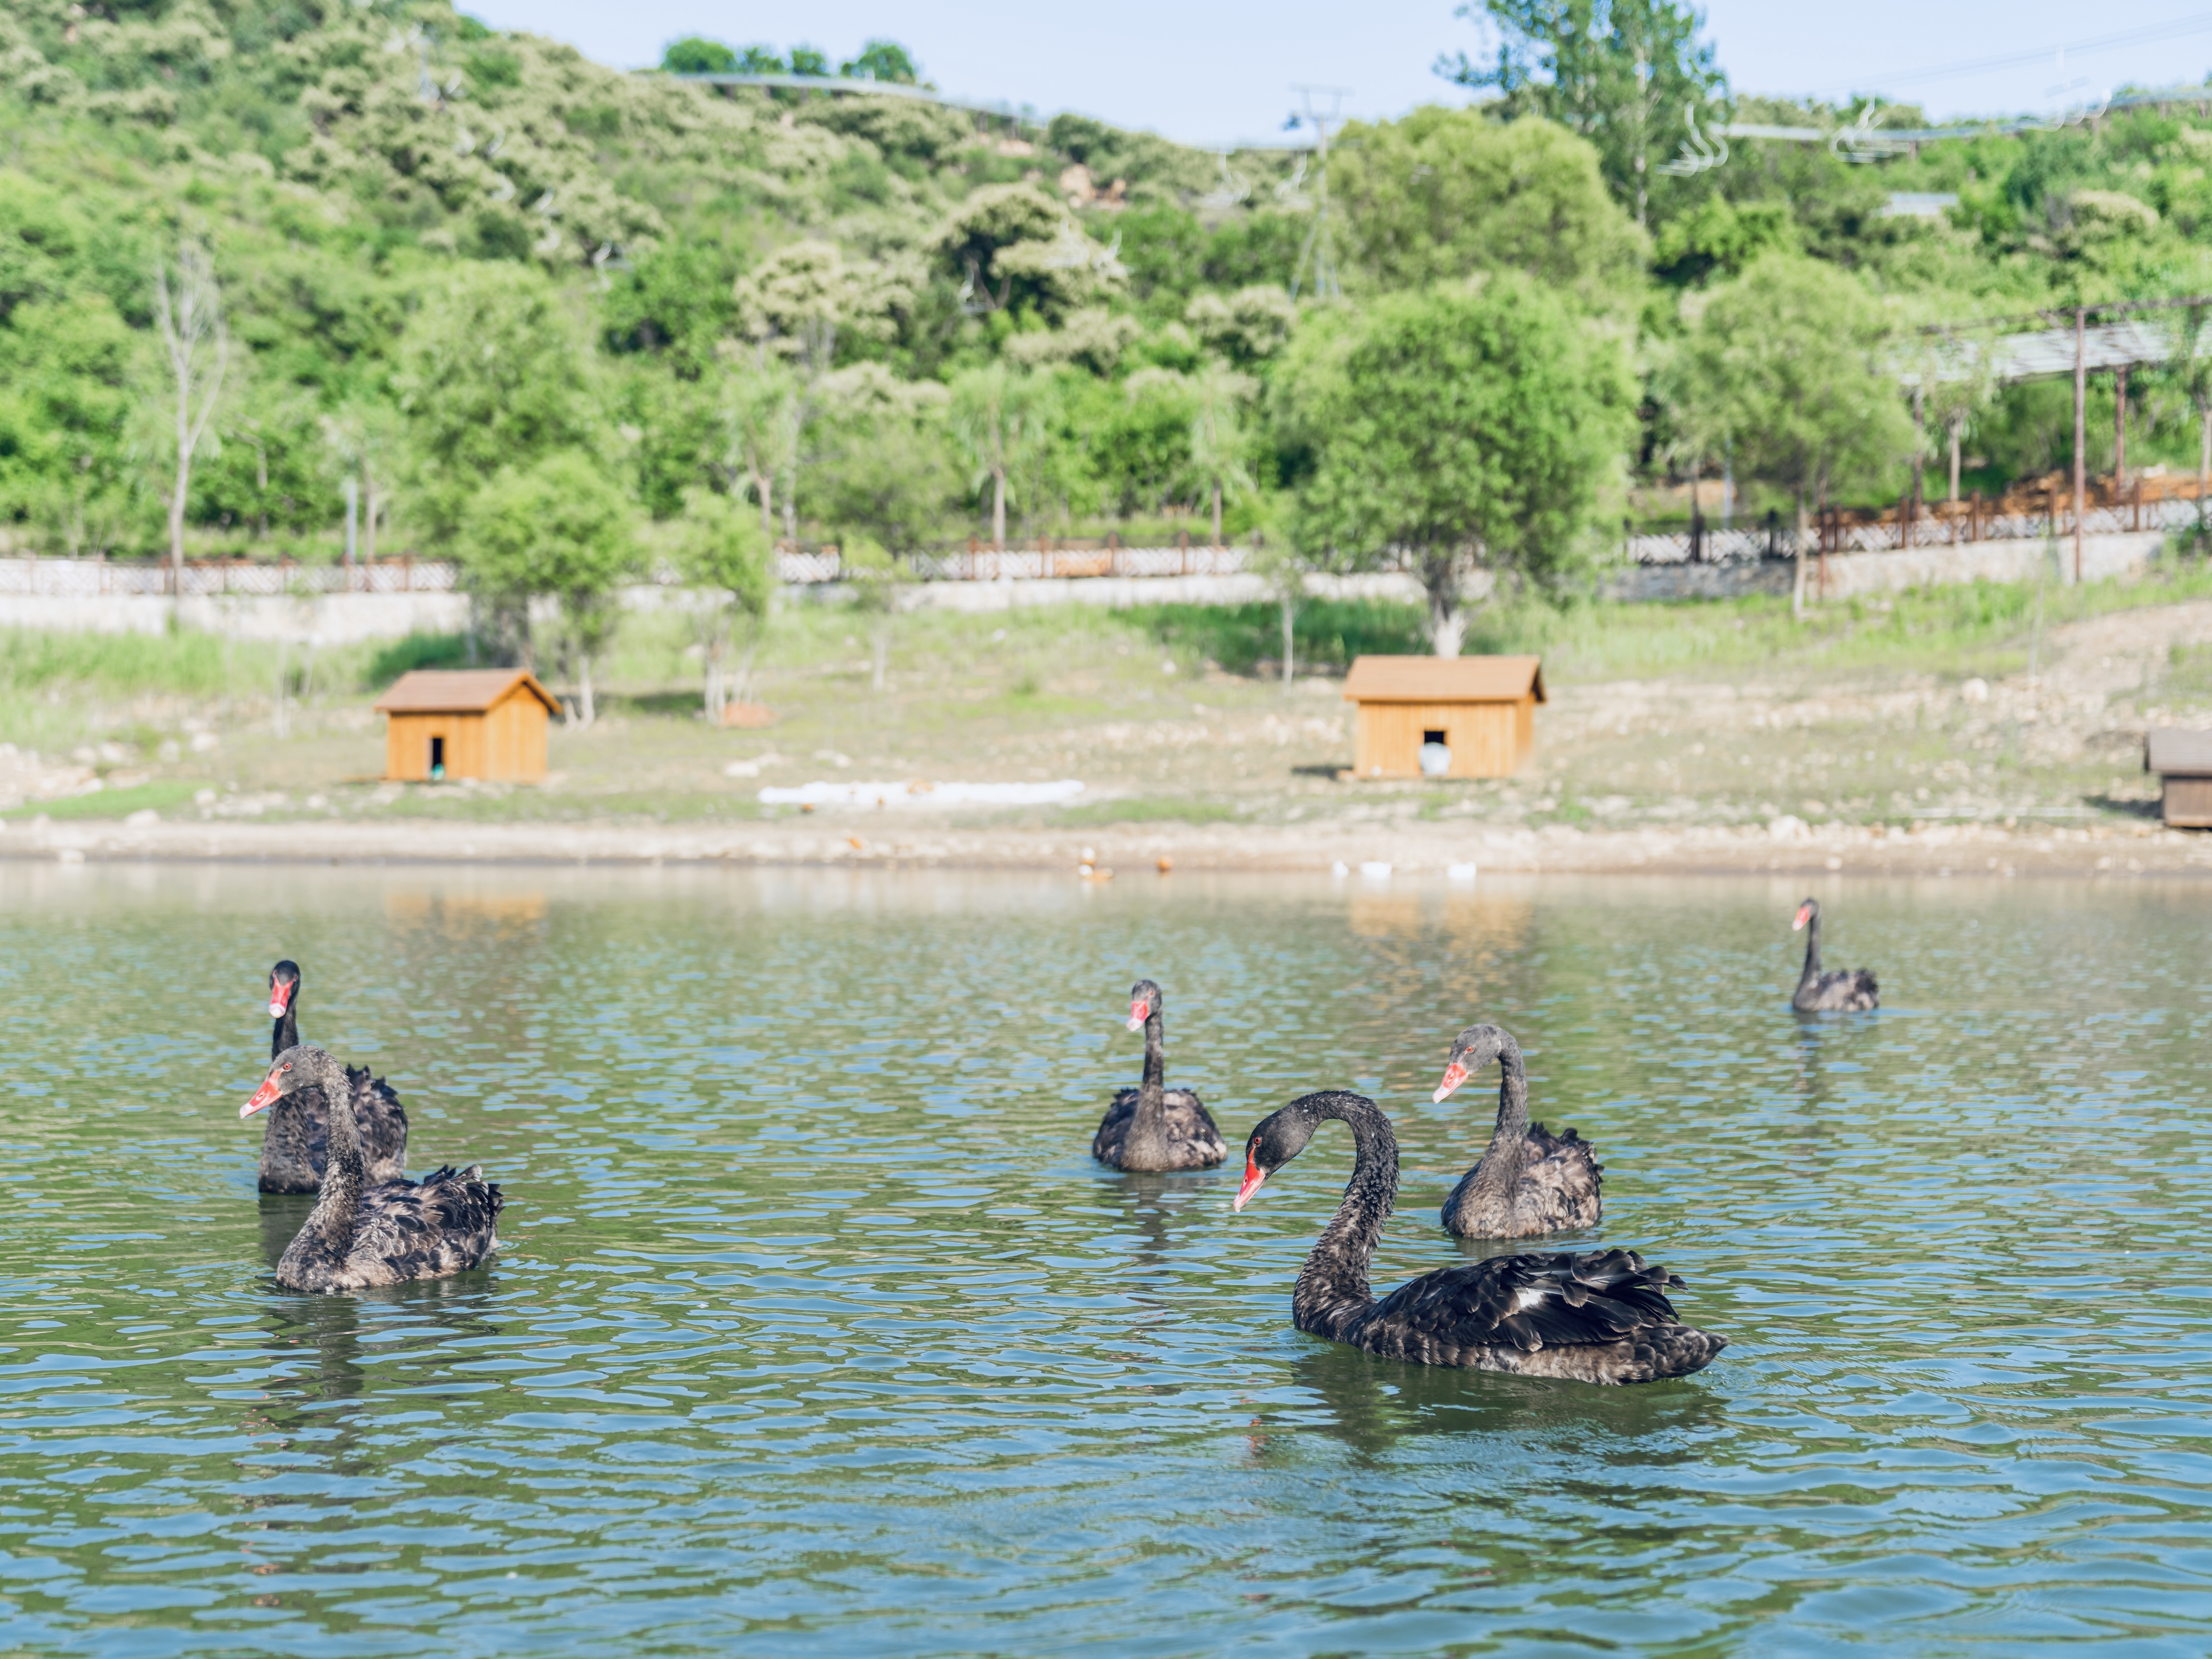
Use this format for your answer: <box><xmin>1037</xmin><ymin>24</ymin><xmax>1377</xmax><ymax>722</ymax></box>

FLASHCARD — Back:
<box><xmin>4</xmin><ymin>811</ymin><xmax>2206</xmax><ymax>878</ymax></box>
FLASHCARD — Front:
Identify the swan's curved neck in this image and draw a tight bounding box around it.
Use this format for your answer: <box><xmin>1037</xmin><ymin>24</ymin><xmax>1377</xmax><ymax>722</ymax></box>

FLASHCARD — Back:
<box><xmin>272</xmin><ymin>997</ymin><xmax>300</xmax><ymax>1062</ymax></box>
<box><xmin>291</xmin><ymin>1052</ymin><xmax>362</xmax><ymax>1255</ymax></box>
<box><xmin>1469</xmin><ymin>1038</ymin><xmax>1532</xmax><ymax>1196</ymax></box>
<box><xmin>1799</xmin><ymin>911</ymin><xmax>1823</xmax><ymax>983</ymax></box>
<box><xmin>1293</xmin><ymin>1095</ymin><xmax>1397</xmax><ymax>1338</ymax></box>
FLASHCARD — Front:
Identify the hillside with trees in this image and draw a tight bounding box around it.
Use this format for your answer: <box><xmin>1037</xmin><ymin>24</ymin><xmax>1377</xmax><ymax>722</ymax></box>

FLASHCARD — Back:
<box><xmin>5</xmin><ymin>0</ymin><xmax>2212</xmax><ymax>656</ymax></box>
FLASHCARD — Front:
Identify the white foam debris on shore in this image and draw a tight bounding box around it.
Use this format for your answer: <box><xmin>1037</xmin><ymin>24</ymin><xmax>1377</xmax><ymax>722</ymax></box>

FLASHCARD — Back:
<box><xmin>1359</xmin><ymin>861</ymin><xmax>1393</xmax><ymax>879</ymax></box>
<box><xmin>758</xmin><ymin>779</ymin><xmax>1085</xmax><ymax>808</ymax></box>
<box><xmin>1447</xmin><ymin>862</ymin><xmax>1479</xmax><ymax>881</ymax></box>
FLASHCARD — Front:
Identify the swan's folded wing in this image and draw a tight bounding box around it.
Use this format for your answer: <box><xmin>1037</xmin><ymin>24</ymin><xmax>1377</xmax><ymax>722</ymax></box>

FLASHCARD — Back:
<box><xmin>1369</xmin><ymin>1248</ymin><xmax>1682</xmax><ymax>1352</ymax></box>
<box><xmin>351</xmin><ymin>1168</ymin><xmax>502</xmax><ymax>1272</ymax></box>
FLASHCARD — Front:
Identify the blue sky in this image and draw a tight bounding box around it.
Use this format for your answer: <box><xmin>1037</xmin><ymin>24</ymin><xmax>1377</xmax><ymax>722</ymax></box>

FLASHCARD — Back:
<box><xmin>467</xmin><ymin>1</ymin><xmax>2212</xmax><ymax>147</ymax></box>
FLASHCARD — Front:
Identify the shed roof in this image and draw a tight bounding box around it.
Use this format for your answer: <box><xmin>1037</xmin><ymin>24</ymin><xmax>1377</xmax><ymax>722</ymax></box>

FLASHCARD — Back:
<box><xmin>1341</xmin><ymin>655</ymin><xmax>1545</xmax><ymax>704</ymax></box>
<box><xmin>373</xmin><ymin>668</ymin><xmax>560</xmax><ymax>716</ymax></box>
<box><xmin>2147</xmin><ymin>728</ymin><xmax>2212</xmax><ymax>774</ymax></box>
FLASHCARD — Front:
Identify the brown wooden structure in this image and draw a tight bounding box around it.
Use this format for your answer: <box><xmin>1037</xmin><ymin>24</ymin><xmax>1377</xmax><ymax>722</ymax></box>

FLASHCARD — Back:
<box><xmin>2147</xmin><ymin>729</ymin><xmax>2212</xmax><ymax>828</ymax></box>
<box><xmin>374</xmin><ymin>668</ymin><xmax>559</xmax><ymax>783</ymax></box>
<box><xmin>1342</xmin><ymin>656</ymin><xmax>1545</xmax><ymax>780</ymax></box>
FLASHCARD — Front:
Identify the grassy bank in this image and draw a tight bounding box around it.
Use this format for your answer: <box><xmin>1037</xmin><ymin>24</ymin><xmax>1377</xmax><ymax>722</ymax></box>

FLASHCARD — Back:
<box><xmin>3</xmin><ymin>564</ymin><xmax>2208</xmax><ymax>835</ymax></box>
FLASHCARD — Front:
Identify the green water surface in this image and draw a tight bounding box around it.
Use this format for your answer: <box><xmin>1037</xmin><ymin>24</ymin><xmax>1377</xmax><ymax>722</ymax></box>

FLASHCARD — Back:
<box><xmin>0</xmin><ymin>864</ymin><xmax>2207</xmax><ymax>1656</ymax></box>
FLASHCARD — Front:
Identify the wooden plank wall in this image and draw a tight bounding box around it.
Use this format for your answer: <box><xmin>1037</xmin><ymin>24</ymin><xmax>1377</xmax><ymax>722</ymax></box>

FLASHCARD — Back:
<box><xmin>381</xmin><ymin>691</ymin><xmax>548</xmax><ymax>781</ymax></box>
<box><xmin>1352</xmin><ymin>698</ymin><xmax>1529</xmax><ymax>778</ymax></box>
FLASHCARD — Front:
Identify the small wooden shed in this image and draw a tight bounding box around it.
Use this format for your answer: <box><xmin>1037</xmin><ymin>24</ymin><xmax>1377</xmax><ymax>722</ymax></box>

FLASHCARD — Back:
<box><xmin>2147</xmin><ymin>729</ymin><xmax>2212</xmax><ymax>827</ymax></box>
<box><xmin>374</xmin><ymin>668</ymin><xmax>560</xmax><ymax>783</ymax></box>
<box><xmin>1342</xmin><ymin>655</ymin><xmax>1545</xmax><ymax>779</ymax></box>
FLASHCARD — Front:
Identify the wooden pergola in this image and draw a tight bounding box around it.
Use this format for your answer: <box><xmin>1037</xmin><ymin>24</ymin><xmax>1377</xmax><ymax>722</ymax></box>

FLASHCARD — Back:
<box><xmin>1904</xmin><ymin>297</ymin><xmax>2212</xmax><ymax>579</ymax></box>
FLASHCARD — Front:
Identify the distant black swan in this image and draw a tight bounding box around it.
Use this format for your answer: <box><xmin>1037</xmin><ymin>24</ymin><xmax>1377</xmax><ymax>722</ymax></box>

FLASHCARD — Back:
<box><xmin>1790</xmin><ymin>899</ymin><xmax>1879</xmax><ymax>1012</ymax></box>
<box><xmin>1432</xmin><ymin>1024</ymin><xmax>1602</xmax><ymax>1238</ymax></box>
<box><xmin>259</xmin><ymin>959</ymin><xmax>408</xmax><ymax>1192</ymax></box>
<box><xmin>242</xmin><ymin>1045</ymin><xmax>500</xmax><ymax>1292</ymax></box>
<box><xmin>1233</xmin><ymin>1090</ymin><xmax>1724</xmax><ymax>1384</ymax></box>
<box><xmin>1093</xmin><ymin>978</ymin><xmax>1226</xmax><ymax>1171</ymax></box>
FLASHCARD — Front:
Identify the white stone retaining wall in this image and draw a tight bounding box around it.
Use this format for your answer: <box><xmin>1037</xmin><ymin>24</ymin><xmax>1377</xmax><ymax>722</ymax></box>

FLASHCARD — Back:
<box><xmin>0</xmin><ymin>533</ymin><xmax>2170</xmax><ymax>641</ymax></box>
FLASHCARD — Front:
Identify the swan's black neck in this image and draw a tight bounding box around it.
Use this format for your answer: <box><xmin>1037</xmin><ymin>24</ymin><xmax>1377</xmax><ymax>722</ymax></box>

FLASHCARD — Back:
<box><xmin>1291</xmin><ymin>1093</ymin><xmax>1398</xmax><ymax>1339</ymax></box>
<box><xmin>285</xmin><ymin>1048</ymin><xmax>362</xmax><ymax>1265</ymax></box>
<box><xmin>1468</xmin><ymin>1035</ymin><xmax>1532</xmax><ymax>1199</ymax></box>
<box><xmin>1122</xmin><ymin>1000</ymin><xmax>1173</xmax><ymax>1164</ymax></box>
<box><xmin>271</xmin><ymin>996</ymin><xmax>300</xmax><ymax>1063</ymax></box>
<box><xmin>1798</xmin><ymin>909</ymin><xmax>1823</xmax><ymax>985</ymax></box>
<box><xmin>1139</xmin><ymin>1005</ymin><xmax>1165</xmax><ymax>1097</ymax></box>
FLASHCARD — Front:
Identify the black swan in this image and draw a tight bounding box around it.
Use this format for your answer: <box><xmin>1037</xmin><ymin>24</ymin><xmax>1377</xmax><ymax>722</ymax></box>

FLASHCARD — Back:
<box><xmin>1232</xmin><ymin>1091</ymin><xmax>1724</xmax><ymax>1384</ymax></box>
<box><xmin>242</xmin><ymin>1045</ymin><xmax>502</xmax><ymax>1292</ymax></box>
<box><xmin>1432</xmin><ymin>1024</ymin><xmax>1602</xmax><ymax>1238</ymax></box>
<box><xmin>1093</xmin><ymin>978</ymin><xmax>1226</xmax><ymax>1172</ymax></box>
<box><xmin>1790</xmin><ymin>899</ymin><xmax>1879</xmax><ymax>1012</ymax></box>
<box><xmin>260</xmin><ymin>960</ymin><xmax>408</xmax><ymax>1193</ymax></box>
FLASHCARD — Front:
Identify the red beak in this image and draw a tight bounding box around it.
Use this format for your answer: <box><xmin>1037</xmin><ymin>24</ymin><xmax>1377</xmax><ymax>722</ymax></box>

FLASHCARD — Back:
<box><xmin>1792</xmin><ymin>905</ymin><xmax>1812</xmax><ymax>931</ymax></box>
<box><xmin>1126</xmin><ymin>999</ymin><xmax>1148</xmax><ymax>1032</ymax></box>
<box><xmin>1432</xmin><ymin>1061</ymin><xmax>1469</xmax><ymax>1104</ymax></box>
<box><xmin>268</xmin><ymin>979</ymin><xmax>294</xmax><ymax>1019</ymax></box>
<box><xmin>240</xmin><ymin>1073</ymin><xmax>284</xmax><ymax>1118</ymax></box>
<box><xmin>1232</xmin><ymin>1151</ymin><xmax>1267</xmax><ymax>1211</ymax></box>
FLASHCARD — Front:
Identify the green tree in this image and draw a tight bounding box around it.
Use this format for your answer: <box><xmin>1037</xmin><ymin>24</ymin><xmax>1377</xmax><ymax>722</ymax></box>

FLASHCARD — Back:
<box><xmin>460</xmin><ymin>450</ymin><xmax>637</xmax><ymax>725</ymax></box>
<box><xmin>675</xmin><ymin>487</ymin><xmax>774</xmax><ymax>717</ymax></box>
<box><xmin>948</xmin><ymin>362</ymin><xmax>1052</xmax><ymax>547</ymax></box>
<box><xmin>661</xmin><ymin>37</ymin><xmax>737</xmax><ymax>74</ymax></box>
<box><xmin>1438</xmin><ymin>0</ymin><xmax>1727</xmax><ymax>226</ymax></box>
<box><xmin>396</xmin><ymin>264</ymin><xmax>599</xmax><ymax>549</ymax></box>
<box><xmin>0</xmin><ymin>293</ymin><xmax>138</xmax><ymax>554</ymax></box>
<box><xmin>713</xmin><ymin>354</ymin><xmax>800</xmax><ymax>538</ymax></box>
<box><xmin>839</xmin><ymin>41</ymin><xmax>920</xmax><ymax>84</ymax></box>
<box><xmin>816</xmin><ymin>382</ymin><xmax>958</xmax><ymax>554</ymax></box>
<box><xmin>1282</xmin><ymin>278</ymin><xmax>1635</xmax><ymax>655</ymax></box>
<box><xmin>1187</xmin><ymin>359</ymin><xmax>1256</xmax><ymax>548</ymax></box>
<box><xmin>1662</xmin><ymin>252</ymin><xmax>1913</xmax><ymax>616</ymax></box>
<box><xmin>1332</xmin><ymin>109</ymin><xmax>1649</xmax><ymax>305</ymax></box>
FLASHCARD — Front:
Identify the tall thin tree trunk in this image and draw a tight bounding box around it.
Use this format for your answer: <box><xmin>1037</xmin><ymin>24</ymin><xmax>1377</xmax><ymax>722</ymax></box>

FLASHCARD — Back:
<box><xmin>1792</xmin><ymin>485</ymin><xmax>1808</xmax><ymax>621</ymax></box>
<box><xmin>704</xmin><ymin>633</ymin><xmax>725</xmax><ymax>721</ymax></box>
<box><xmin>364</xmin><ymin>470</ymin><xmax>379</xmax><ymax>563</ymax></box>
<box><xmin>745</xmin><ymin>459</ymin><xmax>774</xmax><ymax>540</ymax></box>
<box><xmin>1949</xmin><ymin>421</ymin><xmax>1962</xmax><ymax>503</ymax></box>
<box><xmin>1212</xmin><ymin>481</ymin><xmax>1222</xmax><ymax>548</ymax></box>
<box><xmin>579</xmin><ymin>654</ymin><xmax>596</xmax><ymax>729</ymax></box>
<box><xmin>2199</xmin><ymin>397</ymin><xmax>2210</xmax><ymax>535</ymax></box>
<box><xmin>992</xmin><ymin>466</ymin><xmax>1005</xmax><ymax>549</ymax></box>
<box><xmin>1280</xmin><ymin>590</ymin><xmax>1294</xmax><ymax>687</ymax></box>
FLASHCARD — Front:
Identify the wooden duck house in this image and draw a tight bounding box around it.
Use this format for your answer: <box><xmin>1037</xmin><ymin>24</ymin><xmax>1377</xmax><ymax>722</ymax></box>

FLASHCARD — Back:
<box><xmin>1341</xmin><ymin>655</ymin><xmax>1545</xmax><ymax>779</ymax></box>
<box><xmin>374</xmin><ymin>668</ymin><xmax>560</xmax><ymax>783</ymax></box>
<box><xmin>2147</xmin><ymin>728</ymin><xmax>2212</xmax><ymax>827</ymax></box>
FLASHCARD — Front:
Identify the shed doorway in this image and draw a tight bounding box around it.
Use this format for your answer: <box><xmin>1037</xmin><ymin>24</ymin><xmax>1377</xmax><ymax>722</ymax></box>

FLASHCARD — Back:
<box><xmin>430</xmin><ymin>736</ymin><xmax>445</xmax><ymax>779</ymax></box>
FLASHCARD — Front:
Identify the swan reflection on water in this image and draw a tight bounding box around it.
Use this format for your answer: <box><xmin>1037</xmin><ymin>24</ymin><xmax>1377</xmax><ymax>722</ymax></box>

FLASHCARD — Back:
<box><xmin>1256</xmin><ymin>1343</ymin><xmax>1732</xmax><ymax>1465</ymax></box>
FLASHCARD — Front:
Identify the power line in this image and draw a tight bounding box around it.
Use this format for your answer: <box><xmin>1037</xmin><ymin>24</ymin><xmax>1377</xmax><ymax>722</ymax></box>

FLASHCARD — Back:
<box><xmin>1801</xmin><ymin>9</ymin><xmax>2212</xmax><ymax>97</ymax></box>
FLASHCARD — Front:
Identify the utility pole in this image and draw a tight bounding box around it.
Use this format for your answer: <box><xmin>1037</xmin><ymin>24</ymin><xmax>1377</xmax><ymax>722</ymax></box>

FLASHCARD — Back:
<box><xmin>1288</xmin><ymin>84</ymin><xmax>1348</xmax><ymax>302</ymax></box>
<box><xmin>2072</xmin><ymin>306</ymin><xmax>2086</xmax><ymax>583</ymax></box>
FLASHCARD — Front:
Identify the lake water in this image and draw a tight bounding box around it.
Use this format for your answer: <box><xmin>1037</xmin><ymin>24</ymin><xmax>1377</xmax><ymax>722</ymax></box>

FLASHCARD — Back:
<box><xmin>1</xmin><ymin>863</ymin><xmax>2208</xmax><ymax>1656</ymax></box>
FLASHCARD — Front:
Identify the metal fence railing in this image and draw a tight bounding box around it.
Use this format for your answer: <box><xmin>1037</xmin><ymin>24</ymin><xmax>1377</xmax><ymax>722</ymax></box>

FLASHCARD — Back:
<box><xmin>1625</xmin><ymin>492</ymin><xmax>2196</xmax><ymax>565</ymax></box>
<box><xmin>5</xmin><ymin>490</ymin><xmax>2193</xmax><ymax>599</ymax></box>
